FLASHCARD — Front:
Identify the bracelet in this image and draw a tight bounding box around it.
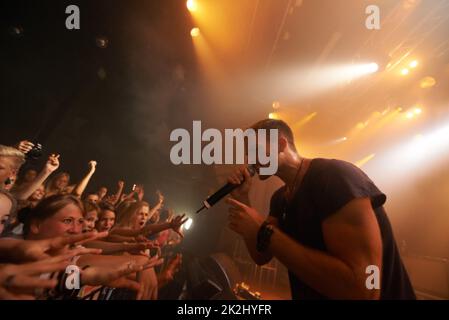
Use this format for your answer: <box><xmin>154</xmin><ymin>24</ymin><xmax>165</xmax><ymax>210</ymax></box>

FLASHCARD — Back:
<box><xmin>256</xmin><ymin>221</ymin><xmax>274</xmax><ymax>253</ymax></box>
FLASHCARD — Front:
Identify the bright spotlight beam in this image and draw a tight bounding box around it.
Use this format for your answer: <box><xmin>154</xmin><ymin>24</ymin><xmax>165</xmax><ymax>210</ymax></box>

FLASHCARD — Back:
<box><xmin>256</xmin><ymin>62</ymin><xmax>380</xmax><ymax>102</ymax></box>
<box><xmin>364</xmin><ymin>117</ymin><xmax>449</xmax><ymax>187</ymax></box>
<box><xmin>190</xmin><ymin>27</ymin><xmax>200</xmax><ymax>37</ymax></box>
<box><xmin>184</xmin><ymin>218</ymin><xmax>193</xmax><ymax>230</ymax></box>
<box><xmin>186</xmin><ymin>0</ymin><xmax>197</xmax><ymax>12</ymax></box>
<box><xmin>363</xmin><ymin>63</ymin><xmax>379</xmax><ymax>73</ymax></box>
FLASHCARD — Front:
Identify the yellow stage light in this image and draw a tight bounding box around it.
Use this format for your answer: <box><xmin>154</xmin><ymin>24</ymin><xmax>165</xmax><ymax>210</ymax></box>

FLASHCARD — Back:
<box><xmin>356</xmin><ymin>122</ymin><xmax>366</xmax><ymax>130</ymax></box>
<box><xmin>355</xmin><ymin>154</ymin><xmax>376</xmax><ymax>168</ymax></box>
<box><xmin>186</xmin><ymin>0</ymin><xmax>197</xmax><ymax>12</ymax></box>
<box><xmin>272</xmin><ymin>101</ymin><xmax>281</xmax><ymax>110</ymax></box>
<box><xmin>420</xmin><ymin>77</ymin><xmax>436</xmax><ymax>89</ymax></box>
<box><xmin>401</xmin><ymin>68</ymin><xmax>410</xmax><ymax>76</ymax></box>
<box><xmin>293</xmin><ymin>112</ymin><xmax>317</xmax><ymax>129</ymax></box>
<box><xmin>409</xmin><ymin>60</ymin><xmax>419</xmax><ymax>68</ymax></box>
<box><xmin>190</xmin><ymin>27</ymin><xmax>200</xmax><ymax>37</ymax></box>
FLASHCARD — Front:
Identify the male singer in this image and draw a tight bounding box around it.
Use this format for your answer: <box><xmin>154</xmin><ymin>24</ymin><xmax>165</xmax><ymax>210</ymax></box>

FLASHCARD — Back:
<box><xmin>226</xmin><ymin>119</ymin><xmax>415</xmax><ymax>299</ymax></box>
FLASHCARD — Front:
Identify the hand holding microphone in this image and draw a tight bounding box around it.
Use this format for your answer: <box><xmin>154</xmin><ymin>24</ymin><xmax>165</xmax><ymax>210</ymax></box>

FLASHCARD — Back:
<box><xmin>227</xmin><ymin>166</ymin><xmax>253</xmax><ymax>202</ymax></box>
<box><xmin>196</xmin><ymin>165</ymin><xmax>256</xmax><ymax>213</ymax></box>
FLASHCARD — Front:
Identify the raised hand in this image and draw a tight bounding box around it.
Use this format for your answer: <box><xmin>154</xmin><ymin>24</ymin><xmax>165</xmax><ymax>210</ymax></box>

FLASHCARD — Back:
<box><xmin>88</xmin><ymin>161</ymin><xmax>97</xmax><ymax>173</ymax></box>
<box><xmin>104</xmin><ymin>194</ymin><xmax>118</xmax><ymax>204</ymax></box>
<box><xmin>170</xmin><ymin>214</ymin><xmax>189</xmax><ymax>238</ymax></box>
<box><xmin>45</xmin><ymin>154</ymin><xmax>60</xmax><ymax>173</ymax></box>
<box><xmin>136</xmin><ymin>184</ymin><xmax>144</xmax><ymax>201</ymax></box>
<box><xmin>156</xmin><ymin>190</ymin><xmax>164</xmax><ymax>204</ymax></box>
<box><xmin>226</xmin><ymin>198</ymin><xmax>265</xmax><ymax>241</ymax></box>
<box><xmin>16</xmin><ymin>140</ymin><xmax>34</xmax><ymax>154</ymax></box>
<box><xmin>228</xmin><ymin>166</ymin><xmax>253</xmax><ymax>203</ymax></box>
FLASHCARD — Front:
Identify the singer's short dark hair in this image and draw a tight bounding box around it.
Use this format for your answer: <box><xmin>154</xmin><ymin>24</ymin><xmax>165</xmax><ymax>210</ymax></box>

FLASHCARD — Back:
<box><xmin>250</xmin><ymin>119</ymin><xmax>297</xmax><ymax>152</ymax></box>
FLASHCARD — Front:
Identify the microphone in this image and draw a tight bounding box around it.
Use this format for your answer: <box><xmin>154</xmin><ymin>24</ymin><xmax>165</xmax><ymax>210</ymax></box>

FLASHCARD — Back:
<box><xmin>196</xmin><ymin>165</ymin><xmax>257</xmax><ymax>213</ymax></box>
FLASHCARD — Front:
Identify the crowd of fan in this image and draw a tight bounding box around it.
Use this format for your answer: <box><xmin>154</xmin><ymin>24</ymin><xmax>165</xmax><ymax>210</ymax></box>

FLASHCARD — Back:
<box><xmin>0</xmin><ymin>140</ymin><xmax>187</xmax><ymax>300</ymax></box>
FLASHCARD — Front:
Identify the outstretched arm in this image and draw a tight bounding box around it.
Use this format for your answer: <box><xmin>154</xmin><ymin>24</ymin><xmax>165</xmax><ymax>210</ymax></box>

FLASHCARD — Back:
<box><xmin>110</xmin><ymin>215</ymin><xmax>188</xmax><ymax>238</ymax></box>
<box><xmin>72</xmin><ymin>161</ymin><xmax>97</xmax><ymax>198</ymax></box>
<box><xmin>13</xmin><ymin>154</ymin><xmax>60</xmax><ymax>201</ymax></box>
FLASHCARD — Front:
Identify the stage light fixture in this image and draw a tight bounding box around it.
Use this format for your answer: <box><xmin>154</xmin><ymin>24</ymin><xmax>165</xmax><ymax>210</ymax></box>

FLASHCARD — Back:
<box><xmin>191</xmin><ymin>27</ymin><xmax>200</xmax><ymax>37</ymax></box>
<box><xmin>272</xmin><ymin>101</ymin><xmax>281</xmax><ymax>110</ymax></box>
<box><xmin>187</xmin><ymin>0</ymin><xmax>197</xmax><ymax>12</ymax></box>
<box><xmin>420</xmin><ymin>77</ymin><xmax>436</xmax><ymax>89</ymax></box>
<box><xmin>409</xmin><ymin>60</ymin><xmax>419</xmax><ymax>68</ymax></box>
<box><xmin>184</xmin><ymin>218</ymin><xmax>193</xmax><ymax>230</ymax></box>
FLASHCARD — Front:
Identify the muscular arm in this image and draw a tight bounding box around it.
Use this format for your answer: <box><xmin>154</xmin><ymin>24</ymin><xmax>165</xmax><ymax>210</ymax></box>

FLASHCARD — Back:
<box><xmin>267</xmin><ymin>197</ymin><xmax>382</xmax><ymax>299</ymax></box>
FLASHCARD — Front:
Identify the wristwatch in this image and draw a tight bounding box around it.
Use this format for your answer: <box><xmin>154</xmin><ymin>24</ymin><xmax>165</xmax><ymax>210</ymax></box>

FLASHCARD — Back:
<box><xmin>256</xmin><ymin>221</ymin><xmax>274</xmax><ymax>252</ymax></box>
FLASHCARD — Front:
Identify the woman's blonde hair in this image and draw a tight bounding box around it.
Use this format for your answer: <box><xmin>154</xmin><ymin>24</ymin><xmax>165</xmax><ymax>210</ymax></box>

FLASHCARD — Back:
<box><xmin>0</xmin><ymin>145</ymin><xmax>25</xmax><ymax>168</ymax></box>
<box><xmin>115</xmin><ymin>201</ymin><xmax>150</xmax><ymax>229</ymax></box>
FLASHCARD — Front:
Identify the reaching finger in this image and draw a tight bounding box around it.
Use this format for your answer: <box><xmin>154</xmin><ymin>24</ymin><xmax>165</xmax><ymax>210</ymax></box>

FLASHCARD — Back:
<box><xmin>18</xmin><ymin>260</ymin><xmax>69</xmax><ymax>275</ymax></box>
<box><xmin>69</xmin><ymin>247</ymin><xmax>102</xmax><ymax>257</ymax></box>
<box><xmin>115</xmin><ymin>264</ymin><xmax>143</xmax><ymax>278</ymax></box>
<box><xmin>109</xmin><ymin>278</ymin><xmax>142</xmax><ymax>292</ymax></box>
<box><xmin>225</xmin><ymin>197</ymin><xmax>248</xmax><ymax>210</ymax></box>
<box><xmin>32</xmin><ymin>253</ymin><xmax>72</xmax><ymax>265</ymax></box>
<box><xmin>5</xmin><ymin>275</ymin><xmax>58</xmax><ymax>290</ymax></box>
<box><xmin>50</xmin><ymin>231</ymin><xmax>108</xmax><ymax>249</ymax></box>
<box><xmin>142</xmin><ymin>258</ymin><xmax>164</xmax><ymax>270</ymax></box>
<box><xmin>49</xmin><ymin>232</ymin><xmax>101</xmax><ymax>249</ymax></box>
<box><xmin>175</xmin><ymin>229</ymin><xmax>184</xmax><ymax>238</ymax></box>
